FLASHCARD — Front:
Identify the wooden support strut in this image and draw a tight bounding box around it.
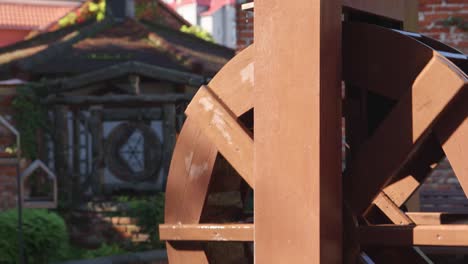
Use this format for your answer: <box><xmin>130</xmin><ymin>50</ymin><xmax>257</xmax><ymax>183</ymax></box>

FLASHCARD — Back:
<box><xmin>349</xmin><ymin>54</ymin><xmax>468</xmax><ymax>216</ymax></box>
<box><xmin>360</xmin><ymin>225</ymin><xmax>468</xmax><ymax>247</ymax></box>
<box><xmin>160</xmin><ymin>224</ymin><xmax>254</xmax><ymax>242</ymax></box>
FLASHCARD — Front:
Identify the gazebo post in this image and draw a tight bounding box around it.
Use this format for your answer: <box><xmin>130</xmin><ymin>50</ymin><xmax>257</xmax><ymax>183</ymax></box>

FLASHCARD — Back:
<box><xmin>254</xmin><ymin>0</ymin><xmax>342</xmax><ymax>263</ymax></box>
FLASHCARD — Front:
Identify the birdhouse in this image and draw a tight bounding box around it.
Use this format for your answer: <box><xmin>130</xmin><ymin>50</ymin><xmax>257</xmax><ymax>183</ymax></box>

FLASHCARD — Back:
<box><xmin>21</xmin><ymin>160</ymin><xmax>57</xmax><ymax>209</ymax></box>
<box><xmin>0</xmin><ymin>115</ymin><xmax>19</xmax><ymax>159</ymax></box>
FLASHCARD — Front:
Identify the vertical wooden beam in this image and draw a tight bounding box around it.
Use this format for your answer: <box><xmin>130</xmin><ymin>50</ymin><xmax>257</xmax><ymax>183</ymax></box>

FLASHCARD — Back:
<box><xmin>403</xmin><ymin>0</ymin><xmax>421</xmax><ymax>212</ymax></box>
<box><xmin>72</xmin><ymin>108</ymin><xmax>81</xmax><ymax>206</ymax></box>
<box><xmin>162</xmin><ymin>104</ymin><xmax>176</xmax><ymax>188</ymax></box>
<box><xmin>89</xmin><ymin>106</ymin><xmax>104</xmax><ymax>195</ymax></box>
<box><xmin>254</xmin><ymin>0</ymin><xmax>342</xmax><ymax>263</ymax></box>
<box><xmin>54</xmin><ymin>105</ymin><xmax>70</xmax><ymax>205</ymax></box>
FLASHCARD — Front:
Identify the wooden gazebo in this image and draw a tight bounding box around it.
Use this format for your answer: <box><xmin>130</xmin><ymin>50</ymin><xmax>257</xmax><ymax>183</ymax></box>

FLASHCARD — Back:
<box><xmin>0</xmin><ymin>10</ymin><xmax>234</xmax><ymax>200</ymax></box>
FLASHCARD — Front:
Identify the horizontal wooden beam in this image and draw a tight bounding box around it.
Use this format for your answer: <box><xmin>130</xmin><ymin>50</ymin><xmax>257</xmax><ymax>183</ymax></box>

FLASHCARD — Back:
<box><xmin>360</xmin><ymin>224</ymin><xmax>468</xmax><ymax>246</ymax></box>
<box><xmin>47</xmin><ymin>61</ymin><xmax>207</xmax><ymax>94</ymax></box>
<box><xmin>43</xmin><ymin>94</ymin><xmax>193</xmax><ymax>105</ymax></box>
<box><xmin>241</xmin><ymin>2</ymin><xmax>254</xmax><ymax>10</ymax></box>
<box><xmin>406</xmin><ymin>213</ymin><xmax>468</xmax><ymax>225</ymax></box>
<box><xmin>159</xmin><ymin>224</ymin><xmax>254</xmax><ymax>242</ymax></box>
<box><xmin>102</xmin><ymin>108</ymin><xmax>163</xmax><ymax>121</ymax></box>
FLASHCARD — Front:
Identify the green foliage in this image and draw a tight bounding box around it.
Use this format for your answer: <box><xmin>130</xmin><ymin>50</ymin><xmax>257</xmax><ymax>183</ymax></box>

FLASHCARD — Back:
<box><xmin>11</xmin><ymin>85</ymin><xmax>49</xmax><ymax>160</ymax></box>
<box><xmin>56</xmin><ymin>243</ymin><xmax>126</xmax><ymax>261</ymax></box>
<box><xmin>180</xmin><ymin>25</ymin><xmax>215</xmax><ymax>42</ymax></box>
<box><xmin>89</xmin><ymin>0</ymin><xmax>106</xmax><ymax>22</ymax></box>
<box><xmin>0</xmin><ymin>209</ymin><xmax>68</xmax><ymax>264</ymax></box>
<box><xmin>59</xmin><ymin>0</ymin><xmax>106</xmax><ymax>27</ymax></box>
<box><xmin>124</xmin><ymin>193</ymin><xmax>165</xmax><ymax>249</ymax></box>
<box><xmin>82</xmin><ymin>243</ymin><xmax>126</xmax><ymax>259</ymax></box>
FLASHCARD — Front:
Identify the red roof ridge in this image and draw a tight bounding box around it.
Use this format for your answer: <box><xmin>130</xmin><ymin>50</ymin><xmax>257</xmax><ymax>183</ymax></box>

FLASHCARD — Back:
<box><xmin>0</xmin><ymin>0</ymin><xmax>82</xmax><ymax>7</ymax></box>
<box><xmin>0</xmin><ymin>1</ymin><xmax>82</xmax><ymax>31</ymax></box>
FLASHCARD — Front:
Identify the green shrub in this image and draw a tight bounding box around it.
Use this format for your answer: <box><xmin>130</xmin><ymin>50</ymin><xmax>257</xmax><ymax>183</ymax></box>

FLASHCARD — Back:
<box><xmin>56</xmin><ymin>243</ymin><xmax>126</xmax><ymax>261</ymax></box>
<box><xmin>82</xmin><ymin>243</ymin><xmax>126</xmax><ymax>259</ymax></box>
<box><xmin>0</xmin><ymin>209</ymin><xmax>68</xmax><ymax>264</ymax></box>
<box><xmin>126</xmin><ymin>193</ymin><xmax>165</xmax><ymax>249</ymax></box>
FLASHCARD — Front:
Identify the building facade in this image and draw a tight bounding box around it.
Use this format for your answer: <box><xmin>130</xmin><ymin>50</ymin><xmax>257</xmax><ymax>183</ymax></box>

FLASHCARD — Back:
<box><xmin>163</xmin><ymin>0</ymin><xmax>237</xmax><ymax>48</ymax></box>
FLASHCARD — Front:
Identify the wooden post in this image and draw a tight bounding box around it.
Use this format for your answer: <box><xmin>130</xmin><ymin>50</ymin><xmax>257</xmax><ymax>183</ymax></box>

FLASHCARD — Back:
<box><xmin>53</xmin><ymin>105</ymin><xmax>71</xmax><ymax>205</ymax></box>
<box><xmin>162</xmin><ymin>104</ymin><xmax>176</xmax><ymax>187</ymax></box>
<box><xmin>72</xmin><ymin>108</ymin><xmax>81</xmax><ymax>206</ymax></box>
<box><xmin>89</xmin><ymin>106</ymin><xmax>104</xmax><ymax>195</ymax></box>
<box><xmin>403</xmin><ymin>0</ymin><xmax>421</xmax><ymax>212</ymax></box>
<box><xmin>254</xmin><ymin>0</ymin><xmax>342</xmax><ymax>263</ymax></box>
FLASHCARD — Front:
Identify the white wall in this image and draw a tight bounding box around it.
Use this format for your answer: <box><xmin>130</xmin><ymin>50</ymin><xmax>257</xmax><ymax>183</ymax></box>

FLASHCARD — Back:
<box><xmin>209</xmin><ymin>5</ymin><xmax>236</xmax><ymax>48</ymax></box>
<box><xmin>200</xmin><ymin>15</ymin><xmax>213</xmax><ymax>35</ymax></box>
<box><xmin>173</xmin><ymin>2</ymin><xmax>237</xmax><ymax>48</ymax></box>
<box><xmin>176</xmin><ymin>3</ymin><xmax>198</xmax><ymax>25</ymax></box>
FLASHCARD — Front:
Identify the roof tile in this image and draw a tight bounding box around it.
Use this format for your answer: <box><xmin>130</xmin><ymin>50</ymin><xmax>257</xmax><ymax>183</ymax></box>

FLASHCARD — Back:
<box><xmin>0</xmin><ymin>2</ymin><xmax>79</xmax><ymax>30</ymax></box>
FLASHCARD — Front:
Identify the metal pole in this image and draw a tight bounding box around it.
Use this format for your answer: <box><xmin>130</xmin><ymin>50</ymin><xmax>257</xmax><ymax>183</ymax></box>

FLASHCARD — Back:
<box><xmin>16</xmin><ymin>159</ymin><xmax>24</xmax><ymax>264</ymax></box>
<box><xmin>15</xmin><ymin>121</ymin><xmax>24</xmax><ymax>264</ymax></box>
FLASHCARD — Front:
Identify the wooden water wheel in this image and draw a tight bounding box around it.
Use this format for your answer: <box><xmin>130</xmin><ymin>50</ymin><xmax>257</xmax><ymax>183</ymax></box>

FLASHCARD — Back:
<box><xmin>160</xmin><ymin>1</ymin><xmax>468</xmax><ymax>263</ymax></box>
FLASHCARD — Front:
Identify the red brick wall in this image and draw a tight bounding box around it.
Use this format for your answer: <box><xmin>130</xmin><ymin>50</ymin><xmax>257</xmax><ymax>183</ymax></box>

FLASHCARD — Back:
<box><xmin>236</xmin><ymin>4</ymin><xmax>253</xmax><ymax>52</ymax></box>
<box><xmin>0</xmin><ymin>165</ymin><xmax>17</xmax><ymax>210</ymax></box>
<box><xmin>418</xmin><ymin>0</ymin><xmax>468</xmax><ymax>54</ymax></box>
<box><xmin>418</xmin><ymin>0</ymin><xmax>467</xmax><ymax>212</ymax></box>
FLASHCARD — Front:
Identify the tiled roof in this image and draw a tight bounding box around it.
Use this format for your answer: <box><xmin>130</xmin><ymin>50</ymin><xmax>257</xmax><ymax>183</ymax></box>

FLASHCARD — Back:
<box><xmin>0</xmin><ymin>18</ymin><xmax>234</xmax><ymax>79</ymax></box>
<box><xmin>0</xmin><ymin>1</ymin><xmax>81</xmax><ymax>30</ymax></box>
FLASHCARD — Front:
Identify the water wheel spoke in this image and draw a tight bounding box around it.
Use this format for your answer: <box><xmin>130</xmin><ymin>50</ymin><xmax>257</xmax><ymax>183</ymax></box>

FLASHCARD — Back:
<box><xmin>186</xmin><ymin>86</ymin><xmax>254</xmax><ymax>188</ymax></box>
<box><xmin>160</xmin><ymin>224</ymin><xmax>254</xmax><ymax>242</ymax></box>
<box><xmin>348</xmin><ymin>54</ymin><xmax>467</xmax><ymax>216</ymax></box>
<box><xmin>360</xmin><ymin>224</ymin><xmax>468</xmax><ymax>247</ymax></box>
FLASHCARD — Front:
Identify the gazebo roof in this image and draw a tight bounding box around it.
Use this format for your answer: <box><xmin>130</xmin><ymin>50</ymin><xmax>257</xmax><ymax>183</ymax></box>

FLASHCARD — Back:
<box><xmin>0</xmin><ymin>17</ymin><xmax>234</xmax><ymax>80</ymax></box>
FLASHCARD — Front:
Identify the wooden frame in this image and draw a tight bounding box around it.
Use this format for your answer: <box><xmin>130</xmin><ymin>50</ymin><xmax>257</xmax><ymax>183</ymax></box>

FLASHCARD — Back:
<box><xmin>160</xmin><ymin>0</ymin><xmax>468</xmax><ymax>263</ymax></box>
<box><xmin>254</xmin><ymin>0</ymin><xmax>342</xmax><ymax>263</ymax></box>
<box><xmin>21</xmin><ymin>160</ymin><xmax>58</xmax><ymax>209</ymax></box>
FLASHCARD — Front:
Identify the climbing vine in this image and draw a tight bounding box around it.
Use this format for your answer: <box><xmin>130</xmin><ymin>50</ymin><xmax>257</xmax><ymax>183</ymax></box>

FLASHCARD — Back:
<box><xmin>439</xmin><ymin>16</ymin><xmax>468</xmax><ymax>31</ymax></box>
<box><xmin>180</xmin><ymin>25</ymin><xmax>215</xmax><ymax>42</ymax></box>
<box><xmin>11</xmin><ymin>84</ymin><xmax>49</xmax><ymax>160</ymax></box>
<box><xmin>58</xmin><ymin>0</ymin><xmax>106</xmax><ymax>28</ymax></box>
